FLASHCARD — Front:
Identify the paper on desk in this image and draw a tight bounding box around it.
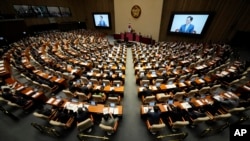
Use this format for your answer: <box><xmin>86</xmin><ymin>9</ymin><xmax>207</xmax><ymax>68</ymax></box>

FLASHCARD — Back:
<box><xmin>17</xmin><ymin>86</ymin><xmax>25</xmax><ymax>91</ymax></box>
<box><xmin>181</xmin><ymin>102</ymin><xmax>192</xmax><ymax>109</ymax></box>
<box><xmin>47</xmin><ymin>98</ymin><xmax>55</xmax><ymax>103</ymax></box>
<box><xmin>55</xmin><ymin>78</ymin><xmax>61</xmax><ymax>82</ymax></box>
<box><xmin>26</xmin><ymin>90</ymin><xmax>34</xmax><ymax>95</ymax></box>
<box><xmin>143</xmin><ymin>107</ymin><xmax>148</xmax><ymax>113</ymax></box>
<box><xmin>150</xmin><ymin>86</ymin><xmax>157</xmax><ymax>90</ymax></box>
<box><xmin>163</xmin><ymin>105</ymin><xmax>168</xmax><ymax>111</ymax></box>
<box><xmin>32</xmin><ymin>92</ymin><xmax>40</xmax><ymax>98</ymax></box>
<box><xmin>199</xmin><ymin>79</ymin><xmax>205</xmax><ymax>83</ymax></box>
<box><xmin>96</xmin><ymin>85</ymin><xmax>101</xmax><ymax>89</ymax></box>
<box><xmin>110</xmin><ymin>87</ymin><xmax>115</xmax><ymax>91</ymax></box>
<box><xmin>139</xmin><ymin>87</ymin><xmax>144</xmax><ymax>91</ymax></box>
<box><xmin>103</xmin><ymin>107</ymin><xmax>109</xmax><ymax>114</ymax></box>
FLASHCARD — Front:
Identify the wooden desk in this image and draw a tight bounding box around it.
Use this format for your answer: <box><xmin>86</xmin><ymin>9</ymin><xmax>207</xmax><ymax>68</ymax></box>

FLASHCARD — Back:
<box><xmin>140</xmin><ymin>104</ymin><xmax>167</xmax><ymax>115</ymax></box>
<box><xmin>46</xmin><ymin>97</ymin><xmax>123</xmax><ymax>116</ymax></box>
<box><xmin>34</xmin><ymin>70</ymin><xmax>66</xmax><ymax>86</ymax></box>
<box><xmin>103</xmin><ymin>85</ymin><xmax>124</xmax><ymax>94</ymax></box>
<box><xmin>5</xmin><ymin>77</ymin><xmax>47</xmax><ymax>102</ymax></box>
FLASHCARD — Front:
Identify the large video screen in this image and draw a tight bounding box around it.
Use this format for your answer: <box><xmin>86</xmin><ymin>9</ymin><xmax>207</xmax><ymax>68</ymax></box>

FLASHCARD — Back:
<box><xmin>168</xmin><ymin>12</ymin><xmax>213</xmax><ymax>36</ymax></box>
<box><xmin>47</xmin><ymin>6</ymin><xmax>61</xmax><ymax>17</ymax></box>
<box><xmin>59</xmin><ymin>7</ymin><xmax>72</xmax><ymax>17</ymax></box>
<box><xmin>92</xmin><ymin>12</ymin><xmax>111</xmax><ymax>29</ymax></box>
<box><xmin>13</xmin><ymin>5</ymin><xmax>34</xmax><ymax>18</ymax></box>
<box><xmin>31</xmin><ymin>6</ymin><xmax>49</xmax><ymax>18</ymax></box>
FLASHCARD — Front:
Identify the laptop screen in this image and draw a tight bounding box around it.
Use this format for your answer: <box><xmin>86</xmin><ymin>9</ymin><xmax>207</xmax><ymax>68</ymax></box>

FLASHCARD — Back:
<box><xmin>149</xmin><ymin>102</ymin><xmax>155</xmax><ymax>106</ymax></box>
<box><xmin>156</xmin><ymin>83</ymin><xmax>160</xmax><ymax>87</ymax></box>
<box><xmin>168</xmin><ymin>99</ymin><xmax>173</xmax><ymax>105</ymax></box>
<box><xmin>110</xmin><ymin>103</ymin><xmax>116</xmax><ymax>107</ymax></box>
<box><xmin>90</xmin><ymin>101</ymin><xmax>96</xmax><ymax>105</ymax></box>
<box><xmin>185</xmin><ymin>97</ymin><xmax>190</xmax><ymax>102</ymax></box>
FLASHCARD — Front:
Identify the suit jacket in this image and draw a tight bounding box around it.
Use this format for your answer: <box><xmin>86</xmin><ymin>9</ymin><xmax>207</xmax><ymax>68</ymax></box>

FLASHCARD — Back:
<box><xmin>76</xmin><ymin>111</ymin><xmax>89</xmax><ymax>122</ymax></box>
<box><xmin>179</xmin><ymin>24</ymin><xmax>194</xmax><ymax>33</ymax></box>
<box><xmin>147</xmin><ymin>110</ymin><xmax>161</xmax><ymax>125</ymax></box>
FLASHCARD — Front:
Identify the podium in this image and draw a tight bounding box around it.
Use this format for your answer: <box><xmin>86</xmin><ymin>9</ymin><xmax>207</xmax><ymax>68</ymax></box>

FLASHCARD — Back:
<box><xmin>113</xmin><ymin>32</ymin><xmax>154</xmax><ymax>45</ymax></box>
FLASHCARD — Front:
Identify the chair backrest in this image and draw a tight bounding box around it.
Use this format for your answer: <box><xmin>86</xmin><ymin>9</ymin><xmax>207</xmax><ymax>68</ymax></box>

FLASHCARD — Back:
<box><xmin>186</xmin><ymin>89</ymin><xmax>198</xmax><ymax>98</ymax></box>
<box><xmin>190</xmin><ymin>74</ymin><xmax>198</xmax><ymax>81</ymax></box>
<box><xmin>174</xmin><ymin>92</ymin><xmax>185</xmax><ymax>101</ymax></box>
<box><xmin>199</xmin><ymin>86</ymin><xmax>210</xmax><ymax>95</ymax></box>
<box><xmin>77</xmin><ymin>118</ymin><xmax>94</xmax><ymax>132</ymax></box>
<box><xmin>113</xmin><ymin>80</ymin><xmax>122</xmax><ymax>87</ymax></box>
<box><xmin>63</xmin><ymin>90</ymin><xmax>74</xmax><ymax>99</ymax></box>
<box><xmin>155</xmin><ymin>79</ymin><xmax>164</xmax><ymax>84</ymax></box>
<box><xmin>178</xmin><ymin>75</ymin><xmax>186</xmax><ymax>83</ymax></box>
<box><xmin>141</xmin><ymin>80</ymin><xmax>150</xmax><ymax>86</ymax></box>
<box><xmin>90</xmin><ymin>79</ymin><xmax>99</xmax><ymax>85</ymax></box>
<box><xmin>192</xmin><ymin>116</ymin><xmax>210</xmax><ymax>125</ymax></box>
<box><xmin>157</xmin><ymin>94</ymin><xmax>171</xmax><ymax>103</ymax></box>
<box><xmin>150</xmin><ymin>123</ymin><xmax>166</xmax><ymax>133</ymax></box>
<box><xmin>76</xmin><ymin>92</ymin><xmax>89</xmax><ymax>102</ymax></box>
<box><xmin>107</xmin><ymin>97</ymin><xmax>120</xmax><ymax>104</ymax></box>
<box><xmin>81</xmin><ymin>76</ymin><xmax>89</xmax><ymax>84</ymax></box>
<box><xmin>99</xmin><ymin>123</ymin><xmax>115</xmax><ymax>132</ymax></box>
<box><xmin>92</xmin><ymin>95</ymin><xmax>104</xmax><ymax>103</ymax></box>
<box><xmin>213</xmin><ymin>113</ymin><xmax>231</xmax><ymax>121</ymax></box>
<box><xmin>230</xmin><ymin>79</ymin><xmax>239</xmax><ymax>85</ymax></box>
<box><xmin>172</xmin><ymin>121</ymin><xmax>189</xmax><ymax>129</ymax></box>
<box><xmin>228</xmin><ymin>107</ymin><xmax>245</xmax><ymax>114</ymax></box>
<box><xmin>167</xmin><ymin>78</ymin><xmax>175</xmax><ymax>84</ymax></box>
<box><xmin>102</xmin><ymin>79</ymin><xmax>110</xmax><ymax>86</ymax></box>
<box><xmin>143</xmin><ymin>95</ymin><xmax>156</xmax><ymax>104</ymax></box>
<box><xmin>210</xmin><ymin>84</ymin><xmax>221</xmax><ymax>94</ymax></box>
<box><xmin>93</xmin><ymin>68</ymin><xmax>99</xmax><ymax>73</ymax></box>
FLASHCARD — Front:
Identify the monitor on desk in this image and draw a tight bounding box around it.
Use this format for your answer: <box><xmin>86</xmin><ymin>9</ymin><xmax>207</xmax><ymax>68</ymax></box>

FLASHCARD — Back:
<box><xmin>90</xmin><ymin>101</ymin><xmax>96</xmax><ymax>106</ymax></box>
<box><xmin>71</xmin><ymin>98</ymin><xmax>78</xmax><ymax>103</ymax></box>
<box><xmin>149</xmin><ymin>102</ymin><xmax>155</xmax><ymax>107</ymax></box>
<box><xmin>110</xmin><ymin>102</ymin><xmax>116</xmax><ymax>108</ymax></box>
<box><xmin>168</xmin><ymin>99</ymin><xmax>174</xmax><ymax>105</ymax></box>
<box><xmin>156</xmin><ymin>82</ymin><xmax>161</xmax><ymax>87</ymax></box>
<box><xmin>185</xmin><ymin>97</ymin><xmax>190</xmax><ymax>102</ymax></box>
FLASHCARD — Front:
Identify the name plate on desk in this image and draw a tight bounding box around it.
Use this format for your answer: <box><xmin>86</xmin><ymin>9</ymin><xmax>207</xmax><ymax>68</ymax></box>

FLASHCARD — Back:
<box><xmin>55</xmin><ymin>78</ymin><xmax>62</xmax><ymax>82</ymax></box>
<box><xmin>26</xmin><ymin>90</ymin><xmax>34</xmax><ymax>95</ymax></box>
<box><xmin>32</xmin><ymin>92</ymin><xmax>40</xmax><ymax>98</ymax></box>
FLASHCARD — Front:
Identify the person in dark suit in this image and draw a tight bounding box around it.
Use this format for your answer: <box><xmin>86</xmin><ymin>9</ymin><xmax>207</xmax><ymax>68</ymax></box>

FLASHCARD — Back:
<box><xmin>80</xmin><ymin>85</ymin><xmax>90</xmax><ymax>94</ymax></box>
<box><xmin>97</xmin><ymin>16</ymin><xmax>107</xmax><ymax>27</ymax></box>
<box><xmin>178</xmin><ymin>16</ymin><xmax>195</xmax><ymax>33</ymax></box>
<box><xmin>76</xmin><ymin>107</ymin><xmax>90</xmax><ymax>123</ymax></box>
<box><xmin>147</xmin><ymin>106</ymin><xmax>161</xmax><ymax>125</ymax></box>
<box><xmin>56</xmin><ymin>108</ymin><xmax>70</xmax><ymax>123</ymax></box>
<box><xmin>142</xmin><ymin>86</ymin><xmax>153</xmax><ymax>98</ymax></box>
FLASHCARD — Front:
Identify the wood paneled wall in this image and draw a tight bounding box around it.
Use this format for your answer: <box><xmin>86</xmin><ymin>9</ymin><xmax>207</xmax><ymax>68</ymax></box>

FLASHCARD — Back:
<box><xmin>159</xmin><ymin>0</ymin><xmax>250</xmax><ymax>42</ymax></box>
<box><xmin>0</xmin><ymin>0</ymin><xmax>249</xmax><ymax>42</ymax></box>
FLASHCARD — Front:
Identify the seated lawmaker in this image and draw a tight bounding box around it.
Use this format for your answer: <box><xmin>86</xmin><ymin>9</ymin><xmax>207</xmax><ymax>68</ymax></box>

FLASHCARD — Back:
<box><xmin>147</xmin><ymin>105</ymin><xmax>161</xmax><ymax>125</ymax></box>
<box><xmin>142</xmin><ymin>86</ymin><xmax>154</xmax><ymax>98</ymax></box>
<box><xmin>76</xmin><ymin>107</ymin><xmax>90</xmax><ymax>123</ymax></box>
<box><xmin>100</xmin><ymin>113</ymin><xmax>118</xmax><ymax>127</ymax></box>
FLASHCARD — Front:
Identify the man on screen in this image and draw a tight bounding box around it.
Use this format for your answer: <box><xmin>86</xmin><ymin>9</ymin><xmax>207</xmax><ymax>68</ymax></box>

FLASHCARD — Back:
<box><xmin>178</xmin><ymin>16</ymin><xmax>195</xmax><ymax>33</ymax></box>
<box><xmin>98</xmin><ymin>16</ymin><xmax>107</xmax><ymax>27</ymax></box>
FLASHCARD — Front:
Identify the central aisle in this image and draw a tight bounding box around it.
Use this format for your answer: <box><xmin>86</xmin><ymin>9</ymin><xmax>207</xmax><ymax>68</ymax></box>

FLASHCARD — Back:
<box><xmin>110</xmin><ymin>47</ymin><xmax>156</xmax><ymax>141</ymax></box>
